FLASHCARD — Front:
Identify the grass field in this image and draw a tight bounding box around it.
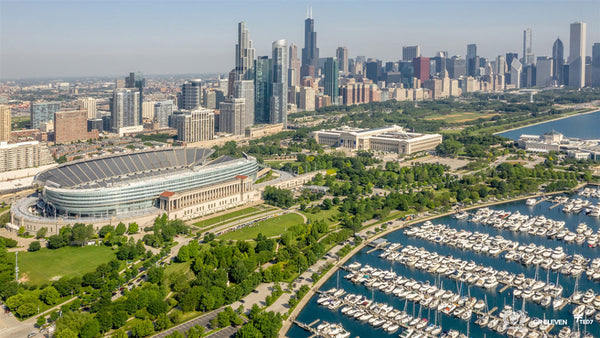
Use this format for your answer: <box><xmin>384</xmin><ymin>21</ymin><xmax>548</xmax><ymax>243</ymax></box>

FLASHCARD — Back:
<box><xmin>301</xmin><ymin>207</ymin><xmax>340</xmax><ymax>226</ymax></box>
<box><xmin>192</xmin><ymin>206</ymin><xmax>261</xmax><ymax>228</ymax></box>
<box><xmin>424</xmin><ymin>112</ymin><xmax>498</xmax><ymax>123</ymax></box>
<box><xmin>219</xmin><ymin>213</ymin><xmax>305</xmax><ymax>240</ymax></box>
<box><xmin>14</xmin><ymin>245</ymin><xmax>116</xmax><ymax>285</ymax></box>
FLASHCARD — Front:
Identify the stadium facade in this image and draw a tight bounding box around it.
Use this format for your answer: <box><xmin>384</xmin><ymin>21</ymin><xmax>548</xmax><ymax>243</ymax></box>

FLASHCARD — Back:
<box><xmin>11</xmin><ymin>148</ymin><xmax>260</xmax><ymax>234</ymax></box>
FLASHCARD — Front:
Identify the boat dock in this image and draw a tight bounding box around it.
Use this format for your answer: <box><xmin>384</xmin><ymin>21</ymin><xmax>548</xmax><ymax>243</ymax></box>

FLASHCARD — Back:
<box><xmin>293</xmin><ymin>320</ymin><xmax>319</xmax><ymax>337</ymax></box>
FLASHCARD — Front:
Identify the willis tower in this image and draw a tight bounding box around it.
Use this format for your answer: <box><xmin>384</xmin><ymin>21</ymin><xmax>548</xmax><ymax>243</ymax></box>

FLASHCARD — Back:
<box><xmin>301</xmin><ymin>7</ymin><xmax>319</xmax><ymax>78</ymax></box>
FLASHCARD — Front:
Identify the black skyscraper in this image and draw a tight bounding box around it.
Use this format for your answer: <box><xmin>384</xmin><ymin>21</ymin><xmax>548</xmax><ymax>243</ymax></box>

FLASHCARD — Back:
<box><xmin>553</xmin><ymin>38</ymin><xmax>564</xmax><ymax>85</ymax></box>
<box><xmin>301</xmin><ymin>8</ymin><xmax>319</xmax><ymax>78</ymax></box>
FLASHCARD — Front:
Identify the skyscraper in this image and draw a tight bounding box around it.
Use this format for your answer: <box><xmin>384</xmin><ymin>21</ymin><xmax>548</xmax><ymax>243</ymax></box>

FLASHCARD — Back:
<box><xmin>324</xmin><ymin>58</ymin><xmax>339</xmax><ymax>105</ymax></box>
<box><xmin>510</xmin><ymin>59</ymin><xmax>523</xmax><ymax>88</ymax></box>
<box><xmin>77</xmin><ymin>97</ymin><xmax>97</xmax><ymax>119</ymax></box>
<box><xmin>125</xmin><ymin>72</ymin><xmax>145</xmax><ymax>122</ymax></box>
<box><xmin>402</xmin><ymin>46</ymin><xmax>420</xmax><ymax>61</ymax></box>
<box><xmin>365</xmin><ymin>59</ymin><xmax>382</xmax><ymax>82</ymax></box>
<box><xmin>592</xmin><ymin>43</ymin><xmax>600</xmax><ymax>88</ymax></box>
<box><xmin>447</xmin><ymin>56</ymin><xmax>466</xmax><ymax>79</ymax></box>
<box><xmin>289</xmin><ymin>43</ymin><xmax>301</xmax><ymax>87</ymax></box>
<box><xmin>523</xmin><ymin>29</ymin><xmax>534</xmax><ymax>65</ymax></box>
<box><xmin>301</xmin><ymin>8</ymin><xmax>319</xmax><ymax>78</ymax></box>
<box><xmin>536</xmin><ymin>57</ymin><xmax>554</xmax><ymax>87</ymax></box>
<box><xmin>0</xmin><ymin>105</ymin><xmax>10</xmax><ymax>142</ymax></box>
<box><xmin>271</xmin><ymin>40</ymin><xmax>289</xmax><ymax>127</ymax></box>
<box><xmin>569</xmin><ymin>22</ymin><xmax>587</xmax><ymax>88</ymax></box>
<box><xmin>30</xmin><ymin>101</ymin><xmax>60</xmax><ymax>129</ymax></box>
<box><xmin>336</xmin><ymin>46</ymin><xmax>349</xmax><ymax>74</ymax></box>
<box><xmin>254</xmin><ymin>56</ymin><xmax>272</xmax><ymax>124</ymax></box>
<box><xmin>54</xmin><ymin>110</ymin><xmax>88</xmax><ymax>143</ymax></box>
<box><xmin>175</xmin><ymin>109</ymin><xmax>214</xmax><ymax>143</ymax></box>
<box><xmin>234</xmin><ymin>80</ymin><xmax>255</xmax><ymax>129</ymax></box>
<box><xmin>111</xmin><ymin>88</ymin><xmax>140</xmax><ymax>132</ymax></box>
<box><xmin>413</xmin><ymin>57</ymin><xmax>430</xmax><ymax>84</ymax></box>
<box><xmin>154</xmin><ymin>100</ymin><xmax>174</xmax><ymax>128</ymax></box>
<box><xmin>235</xmin><ymin>22</ymin><xmax>255</xmax><ymax>80</ymax></box>
<box><xmin>219</xmin><ymin>98</ymin><xmax>246</xmax><ymax>135</ymax></box>
<box><xmin>496</xmin><ymin>55</ymin><xmax>507</xmax><ymax>76</ymax></box>
<box><xmin>180</xmin><ymin>80</ymin><xmax>202</xmax><ymax>110</ymax></box>
<box><xmin>552</xmin><ymin>38</ymin><xmax>565</xmax><ymax>85</ymax></box>
<box><xmin>467</xmin><ymin>44</ymin><xmax>479</xmax><ymax>77</ymax></box>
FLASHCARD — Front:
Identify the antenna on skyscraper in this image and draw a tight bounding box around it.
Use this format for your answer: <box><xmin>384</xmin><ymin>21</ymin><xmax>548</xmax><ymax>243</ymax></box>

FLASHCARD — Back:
<box><xmin>310</xmin><ymin>6</ymin><xmax>313</xmax><ymax>19</ymax></box>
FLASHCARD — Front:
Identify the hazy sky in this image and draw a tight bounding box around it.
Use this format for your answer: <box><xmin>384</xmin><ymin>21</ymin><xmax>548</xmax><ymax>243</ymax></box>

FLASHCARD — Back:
<box><xmin>1</xmin><ymin>0</ymin><xmax>599</xmax><ymax>79</ymax></box>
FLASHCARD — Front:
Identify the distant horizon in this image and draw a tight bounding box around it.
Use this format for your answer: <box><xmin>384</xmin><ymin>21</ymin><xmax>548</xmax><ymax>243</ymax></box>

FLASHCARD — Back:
<box><xmin>1</xmin><ymin>0</ymin><xmax>599</xmax><ymax>80</ymax></box>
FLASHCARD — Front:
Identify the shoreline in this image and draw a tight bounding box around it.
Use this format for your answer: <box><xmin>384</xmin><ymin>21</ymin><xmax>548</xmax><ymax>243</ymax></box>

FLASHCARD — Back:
<box><xmin>493</xmin><ymin>108</ymin><xmax>600</xmax><ymax>136</ymax></box>
<box><xmin>281</xmin><ymin>187</ymin><xmax>582</xmax><ymax>336</ymax></box>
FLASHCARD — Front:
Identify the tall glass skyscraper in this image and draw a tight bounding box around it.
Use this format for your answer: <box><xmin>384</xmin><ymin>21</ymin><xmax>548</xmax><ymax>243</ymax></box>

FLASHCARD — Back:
<box><xmin>552</xmin><ymin>38</ymin><xmax>564</xmax><ymax>85</ymax></box>
<box><xmin>301</xmin><ymin>8</ymin><xmax>319</xmax><ymax>78</ymax></box>
<box><xmin>569</xmin><ymin>21</ymin><xmax>586</xmax><ymax>88</ymax></box>
<box><xmin>254</xmin><ymin>56</ymin><xmax>271</xmax><ymax>124</ymax></box>
<box><xmin>235</xmin><ymin>22</ymin><xmax>255</xmax><ymax>80</ymax></box>
<box><xmin>270</xmin><ymin>40</ymin><xmax>288</xmax><ymax>128</ymax></box>
<box><xmin>324</xmin><ymin>57</ymin><xmax>339</xmax><ymax>104</ymax></box>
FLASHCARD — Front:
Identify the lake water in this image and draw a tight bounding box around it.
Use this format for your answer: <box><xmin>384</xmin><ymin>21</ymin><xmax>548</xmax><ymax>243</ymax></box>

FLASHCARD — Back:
<box><xmin>499</xmin><ymin>110</ymin><xmax>600</xmax><ymax>140</ymax></box>
<box><xmin>288</xmin><ymin>195</ymin><xmax>600</xmax><ymax>337</ymax></box>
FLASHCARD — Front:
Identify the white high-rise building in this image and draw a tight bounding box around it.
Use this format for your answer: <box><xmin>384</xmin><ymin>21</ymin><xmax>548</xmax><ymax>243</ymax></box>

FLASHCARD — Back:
<box><xmin>77</xmin><ymin>97</ymin><xmax>97</xmax><ymax>119</ymax></box>
<box><xmin>154</xmin><ymin>100</ymin><xmax>174</xmax><ymax>128</ymax></box>
<box><xmin>336</xmin><ymin>46</ymin><xmax>349</xmax><ymax>74</ymax></box>
<box><xmin>234</xmin><ymin>80</ymin><xmax>254</xmax><ymax>129</ymax></box>
<box><xmin>219</xmin><ymin>98</ymin><xmax>246</xmax><ymax>135</ymax></box>
<box><xmin>142</xmin><ymin>101</ymin><xmax>156</xmax><ymax>119</ymax></box>
<box><xmin>569</xmin><ymin>22</ymin><xmax>587</xmax><ymax>88</ymax></box>
<box><xmin>510</xmin><ymin>59</ymin><xmax>523</xmax><ymax>88</ymax></box>
<box><xmin>175</xmin><ymin>108</ymin><xmax>214</xmax><ymax>143</ymax></box>
<box><xmin>523</xmin><ymin>28</ymin><xmax>535</xmax><ymax>65</ymax></box>
<box><xmin>536</xmin><ymin>57</ymin><xmax>554</xmax><ymax>87</ymax></box>
<box><xmin>235</xmin><ymin>22</ymin><xmax>255</xmax><ymax>80</ymax></box>
<box><xmin>270</xmin><ymin>40</ymin><xmax>289</xmax><ymax>128</ymax></box>
<box><xmin>111</xmin><ymin>88</ymin><xmax>140</xmax><ymax>132</ymax></box>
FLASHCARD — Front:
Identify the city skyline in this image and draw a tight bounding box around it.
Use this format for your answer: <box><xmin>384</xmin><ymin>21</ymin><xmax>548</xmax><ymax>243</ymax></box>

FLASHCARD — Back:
<box><xmin>0</xmin><ymin>0</ymin><xmax>599</xmax><ymax>79</ymax></box>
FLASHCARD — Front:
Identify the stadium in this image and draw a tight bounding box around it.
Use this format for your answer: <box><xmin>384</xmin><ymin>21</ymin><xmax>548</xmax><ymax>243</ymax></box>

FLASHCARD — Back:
<box><xmin>10</xmin><ymin>147</ymin><xmax>259</xmax><ymax>233</ymax></box>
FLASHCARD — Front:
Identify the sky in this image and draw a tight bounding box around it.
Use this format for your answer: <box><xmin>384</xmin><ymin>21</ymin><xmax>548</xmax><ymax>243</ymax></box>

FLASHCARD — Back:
<box><xmin>0</xmin><ymin>0</ymin><xmax>599</xmax><ymax>79</ymax></box>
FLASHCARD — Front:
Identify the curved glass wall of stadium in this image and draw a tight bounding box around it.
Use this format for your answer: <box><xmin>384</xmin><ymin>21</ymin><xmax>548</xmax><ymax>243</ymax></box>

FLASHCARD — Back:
<box><xmin>39</xmin><ymin>156</ymin><xmax>258</xmax><ymax>218</ymax></box>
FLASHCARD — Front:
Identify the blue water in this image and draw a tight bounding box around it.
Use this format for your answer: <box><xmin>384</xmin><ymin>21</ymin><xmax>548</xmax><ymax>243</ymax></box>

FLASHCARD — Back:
<box><xmin>288</xmin><ymin>197</ymin><xmax>600</xmax><ymax>338</ymax></box>
<box><xmin>499</xmin><ymin>110</ymin><xmax>600</xmax><ymax>140</ymax></box>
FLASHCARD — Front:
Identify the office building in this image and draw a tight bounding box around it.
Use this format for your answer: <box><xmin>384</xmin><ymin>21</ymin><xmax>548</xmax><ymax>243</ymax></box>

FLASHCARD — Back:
<box><xmin>447</xmin><ymin>56</ymin><xmax>466</xmax><ymax>79</ymax></box>
<box><xmin>77</xmin><ymin>97</ymin><xmax>97</xmax><ymax>119</ymax></box>
<box><xmin>467</xmin><ymin>44</ymin><xmax>479</xmax><ymax>77</ymax></box>
<box><xmin>125</xmin><ymin>72</ymin><xmax>145</xmax><ymax>122</ymax></box>
<box><xmin>324</xmin><ymin>57</ymin><xmax>339</xmax><ymax>104</ymax></box>
<box><xmin>31</xmin><ymin>101</ymin><xmax>60</xmax><ymax>129</ymax></box>
<box><xmin>235</xmin><ymin>22</ymin><xmax>255</xmax><ymax>80</ymax></box>
<box><xmin>496</xmin><ymin>55</ymin><xmax>507</xmax><ymax>76</ymax></box>
<box><xmin>54</xmin><ymin>110</ymin><xmax>89</xmax><ymax>144</ymax></box>
<box><xmin>413</xmin><ymin>57</ymin><xmax>430</xmax><ymax>84</ymax></box>
<box><xmin>0</xmin><ymin>105</ymin><xmax>10</xmax><ymax>142</ymax></box>
<box><xmin>0</xmin><ymin>141</ymin><xmax>54</xmax><ymax>173</ymax></box>
<box><xmin>403</xmin><ymin>46</ymin><xmax>420</xmax><ymax>61</ymax></box>
<box><xmin>254</xmin><ymin>56</ymin><xmax>272</xmax><ymax>124</ymax></box>
<box><xmin>336</xmin><ymin>46</ymin><xmax>349</xmax><ymax>74</ymax></box>
<box><xmin>552</xmin><ymin>38</ymin><xmax>565</xmax><ymax>85</ymax></box>
<box><xmin>175</xmin><ymin>108</ymin><xmax>214</xmax><ymax>143</ymax></box>
<box><xmin>219</xmin><ymin>98</ymin><xmax>246</xmax><ymax>135</ymax></box>
<box><xmin>299</xmin><ymin>86</ymin><xmax>316</xmax><ymax>111</ymax></box>
<box><xmin>536</xmin><ymin>57</ymin><xmax>554</xmax><ymax>87</ymax></box>
<box><xmin>523</xmin><ymin>29</ymin><xmax>534</xmax><ymax>65</ymax></box>
<box><xmin>154</xmin><ymin>100</ymin><xmax>174</xmax><ymax>128</ymax></box>
<box><xmin>271</xmin><ymin>40</ymin><xmax>288</xmax><ymax>127</ymax></box>
<box><xmin>510</xmin><ymin>59</ymin><xmax>523</xmax><ymax>88</ymax></box>
<box><xmin>289</xmin><ymin>43</ymin><xmax>301</xmax><ymax>87</ymax></box>
<box><xmin>234</xmin><ymin>80</ymin><xmax>255</xmax><ymax>129</ymax></box>
<box><xmin>365</xmin><ymin>59</ymin><xmax>382</xmax><ymax>82</ymax></box>
<box><xmin>111</xmin><ymin>88</ymin><xmax>140</xmax><ymax>133</ymax></box>
<box><xmin>592</xmin><ymin>43</ymin><xmax>600</xmax><ymax>88</ymax></box>
<box><xmin>142</xmin><ymin>101</ymin><xmax>156</xmax><ymax>120</ymax></box>
<box><xmin>180</xmin><ymin>80</ymin><xmax>202</xmax><ymax>110</ymax></box>
<box><xmin>301</xmin><ymin>8</ymin><xmax>319</xmax><ymax>78</ymax></box>
<box><xmin>569</xmin><ymin>22</ymin><xmax>587</xmax><ymax>88</ymax></box>
<box><xmin>203</xmin><ymin>90</ymin><xmax>225</xmax><ymax>110</ymax></box>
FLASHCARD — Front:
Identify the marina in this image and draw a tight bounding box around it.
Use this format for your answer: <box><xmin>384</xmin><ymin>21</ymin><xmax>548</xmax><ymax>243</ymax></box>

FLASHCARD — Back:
<box><xmin>289</xmin><ymin>191</ymin><xmax>600</xmax><ymax>337</ymax></box>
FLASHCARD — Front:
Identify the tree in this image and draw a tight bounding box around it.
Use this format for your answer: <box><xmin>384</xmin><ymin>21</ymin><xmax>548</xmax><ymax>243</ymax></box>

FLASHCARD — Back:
<box><xmin>98</xmin><ymin>225</ymin><xmax>115</xmax><ymax>238</ymax></box>
<box><xmin>16</xmin><ymin>303</ymin><xmax>37</xmax><ymax>317</ymax></box>
<box><xmin>47</xmin><ymin>235</ymin><xmax>67</xmax><ymax>249</ymax></box>
<box><xmin>436</xmin><ymin>139</ymin><xmax>462</xmax><ymax>157</ymax></box>
<box><xmin>36</xmin><ymin>227</ymin><xmax>48</xmax><ymax>239</ymax></box>
<box><xmin>40</xmin><ymin>286</ymin><xmax>60</xmax><ymax>305</ymax></box>
<box><xmin>154</xmin><ymin>313</ymin><xmax>170</xmax><ymax>331</ymax></box>
<box><xmin>128</xmin><ymin>223</ymin><xmax>139</xmax><ymax>234</ymax></box>
<box><xmin>36</xmin><ymin>315</ymin><xmax>47</xmax><ymax>327</ymax></box>
<box><xmin>176</xmin><ymin>245</ymin><xmax>190</xmax><ymax>262</ymax></box>
<box><xmin>56</xmin><ymin>328</ymin><xmax>78</xmax><ymax>338</ymax></box>
<box><xmin>72</xmin><ymin>223</ymin><xmax>94</xmax><ymax>246</ymax></box>
<box><xmin>18</xmin><ymin>226</ymin><xmax>26</xmax><ymax>236</ymax></box>
<box><xmin>80</xmin><ymin>318</ymin><xmax>100</xmax><ymax>338</ymax></box>
<box><xmin>132</xmin><ymin>319</ymin><xmax>155</xmax><ymax>337</ymax></box>
<box><xmin>115</xmin><ymin>222</ymin><xmax>126</xmax><ymax>236</ymax></box>
<box><xmin>28</xmin><ymin>241</ymin><xmax>41</xmax><ymax>252</ymax></box>
<box><xmin>112</xmin><ymin>311</ymin><xmax>128</xmax><ymax>329</ymax></box>
<box><xmin>236</xmin><ymin>323</ymin><xmax>262</xmax><ymax>338</ymax></box>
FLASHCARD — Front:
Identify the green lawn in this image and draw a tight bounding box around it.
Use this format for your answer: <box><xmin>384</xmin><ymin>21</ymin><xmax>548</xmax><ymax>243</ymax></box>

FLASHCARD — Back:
<box><xmin>424</xmin><ymin>111</ymin><xmax>498</xmax><ymax>123</ymax></box>
<box><xmin>219</xmin><ymin>213</ymin><xmax>305</xmax><ymax>240</ymax></box>
<box><xmin>14</xmin><ymin>245</ymin><xmax>116</xmax><ymax>285</ymax></box>
<box><xmin>192</xmin><ymin>207</ymin><xmax>261</xmax><ymax>228</ymax></box>
<box><xmin>301</xmin><ymin>206</ymin><xmax>340</xmax><ymax>226</ymax></box>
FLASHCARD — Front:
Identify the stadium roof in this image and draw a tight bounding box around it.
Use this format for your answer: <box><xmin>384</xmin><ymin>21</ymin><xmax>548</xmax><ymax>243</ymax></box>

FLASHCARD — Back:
<box><xmin>35</xmin><ymin>148</ymin><xmax>215</xmax><ymax>189</ymax></box>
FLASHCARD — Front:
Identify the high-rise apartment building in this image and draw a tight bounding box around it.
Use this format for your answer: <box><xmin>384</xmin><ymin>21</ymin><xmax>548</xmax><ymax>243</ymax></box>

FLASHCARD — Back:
<box><xmin>402</xmin><ymin>46</ymin><xmax>420</xmax><ymax>61</ymax></box>
<box><xmin>299</xmin><ymin>87</ymin><xmax>315</xmax><ymax>111</ymax></box>
<box><xmin>0</xmin><ymin>105</ymin><xmax>10</xmax><ymax>142</ymax></box>
<box><xmin>523</xmin><ymin>29</ymin><xmax>534</xmax><ymax>65</ymax></box>
<box><xmin>552</xmin><ymin>38</ymin><xmax>565</xmax><ymax>85</ymax></box>
<box><xmin>413</xmin><ymin>57</ymin><xmax>430</xmax><ymax>84</ymax></box>
<box><xmin>0</xmin><ymin>141</ymin><xmax>54</xmax><ymax>172</ymax></box>
<box><xmin>54</xmin><ymin>110</ymin><xmax>88</xmax><ymax>143</ymax></box>
<box><xmin>592</xmin><ymin>43</ymin><xmax>600</xmax><ymax>88</ymax></box>
<box><xmin>219</xmin><ymin>98</ymin><xmax>246</xmax><ymax>135</ymax></box>
<box><xmin>271</xmin><ymin>40</ymin><xmax>289</xmax><ymax>127</ymax></box>
<box><xmin>569</xmin><ymin>22</ymin><xmax>587</xmax><ymax>88</ymax></box>
<box><xmin>324</xmin><ymin>57</ymin><xmax>339</xmax><ymax>104</ymax></box>
<box><xmin>31</xmin><ymin>101</ymin><xmax>60</xmax><ymax>129</ymax></box>
<box><xmin>234</xmin><ymin>80</ymin><xmax>255</xmax><ymax>129</ymax></box>
<box><xmin>235</xmin><ymin>22</ymin><xmax>255</xmax><ymax>80</ymax></box>
<box><xmin>175</xmin><ymin>109</ymin><xmax>214</xmax><ymax>143</ymax></box>
<box><xmin>301</xmin><ymin>8</ymin><xmax>319</xmax><ymax>78</ymax></box>
<box><xmin>154</xmin><ymin>100</ymin><xmax>174</xmax><ymax>128</ymax></box>
<box><xmin>180</xmin><ymin>80</ymin><xmax>202</xmax><ymax>110</ymax></box>
<box><xmin>111</xmin><ymin>88</ymin><xmax>140</xmax><ymax>132</ymax></box>
<box><xmin>289</xmin><ymin>43</ymin><xmax>301</xmax><ymax>87</ymax></box>
<box><xmin>336</xmin><ymin>46</ymin><xmax>349</xmax><ymax>74</ymax></box>
<box><xmin>77</xmin><ymin>97</ymin><xmax>97</xmax><ymax>119</ymax></box>
<box><xmin>142</xmin><ymin>101</ymin><xmax>157</xmax><ymax>120</ymax></box>
<box><xmin>536</xmin><ymin>57</ymin><xmax>554</xmax><ymax>87</ymax></box>
<box><xmin>125</xmin><ymin>72</ymin><xmax>145</xmax><ymax>122</ymax></box>
<box><xmin>254</xmin><ymin>56</ymin><xmax>272</xmax><ymax>124</ymax></box>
